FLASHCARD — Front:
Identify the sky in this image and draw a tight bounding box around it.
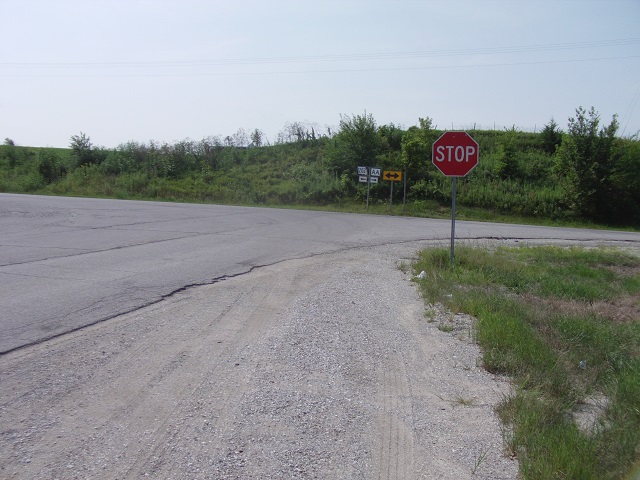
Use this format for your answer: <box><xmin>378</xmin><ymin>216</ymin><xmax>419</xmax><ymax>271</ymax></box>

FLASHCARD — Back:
<box><xmin>1</xmin><ymin>0</ymin><xmax>639</xmax><ymax>148</ymax></box>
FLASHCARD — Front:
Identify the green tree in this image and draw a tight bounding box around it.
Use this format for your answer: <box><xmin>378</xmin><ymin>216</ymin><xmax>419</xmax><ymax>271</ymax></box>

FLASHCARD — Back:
<box><xmin>2</xmin><ymin>138</ymin><xmax>17</xmax><ymax>168</ymax></box>
<box><xmin>250</xmin><ymin>128</ymin><xmax>264</xmax><ymax>147</ymax></box>
<box><xmin>70</xmin><ymin>132</ymin><xmax>99</xmax><ymax>167</ymax></box>
<box><xmin>609</xmin><ymin>138</ymin><xmax>640</xmax><ymax>225</ymax></box>
<box><xmin>400</xmin><ymin>117</ymin><xmax>438</xmax><ymax>199</ymax></box>
<box><xmin>495</xmin><ymin>127</ymin><xmax>520</xmax><ymax>180</ymax></box>
<box><xmin>540</xmin><ymin>118</ymin><xmax>563</xmax><ymax>155</ymax></box>
<box><xmin>378</xmin><ymin>123</ymin><xmax>404</xmax><ymax>152</ymax></box>
<box><xmin>556</xmin><ymin>107</ymin><xmax>619</xmax><ymax>222</ymax></box>
<box><xmin>329</xmin><ymin>112</ymin><xmax>381</xmax><ymax>174</ymax></box>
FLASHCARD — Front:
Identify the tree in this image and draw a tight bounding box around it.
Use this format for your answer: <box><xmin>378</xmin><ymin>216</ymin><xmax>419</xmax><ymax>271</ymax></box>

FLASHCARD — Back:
<box><xmin>610</xmin><ymin>139</ymin><xmax>640</xmax><ymax>225</ymax></box>
<box><xmin>400</xmin><ymin>117</ymin><xmax>438</xmax><ymax>198</ymax></box>
<box><xmin>198</xmin><ymin>136</ymin><xmax>224</xmax><ymax>170</ymax></box>
<box><xmin>70</xmin><ymin>132</ymin><xmax>99</xmax><ymax>167</ymax></box>
<box><xmin>378</xmin><ymin>123</ymin><xmax>404</xmax><ymax>152</ymax></box>
<box><xmin>232</xmin><ymin>128</ymin><xmax>249</xmax><ymax>147</ymax></box>
<box><xmin>556</xmin><ymin>106</ymin><xmax>619</xmax><ymax>222</ymax></box>
<box><xmin>330</xmin><ymin>112</ymin><xmax>380</xmax><ymax>174</ymax></box>
<box><xmin>540</xmin><ymin>118</ymin><xmax>563</xmax><ymax>155</ymax></box>
<box><xmin>496</xmin><ymin>127</ymin><xmax>520</xmax><ymax>180</ymax></box>
<box><xmin>250</xmin><ymin>128</ymin><xmax>264</xmax><ymax>147</ymax></box>
<box><xmin>276</xmin><ymin>121</ymin><xmax>320</xmax><ymax>144</ymax></box>
<box><xmin>2</xmin><ymin>137</ymin><xmax>17</xmax><ymax>168</ymax></box>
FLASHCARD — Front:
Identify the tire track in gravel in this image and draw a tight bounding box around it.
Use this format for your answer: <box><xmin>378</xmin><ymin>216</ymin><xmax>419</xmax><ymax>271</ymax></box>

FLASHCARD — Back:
<box><xmin>374</xmin><ymin>350</ymin><xmax>415</xmax><ymax>480</ymax></box>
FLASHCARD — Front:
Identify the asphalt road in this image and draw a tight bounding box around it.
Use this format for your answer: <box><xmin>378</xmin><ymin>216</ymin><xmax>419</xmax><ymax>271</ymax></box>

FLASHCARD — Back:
<box><xmin>1</xmin><ymin>193</ymin><xmax>639</xmax><ymax>354</ymax></box>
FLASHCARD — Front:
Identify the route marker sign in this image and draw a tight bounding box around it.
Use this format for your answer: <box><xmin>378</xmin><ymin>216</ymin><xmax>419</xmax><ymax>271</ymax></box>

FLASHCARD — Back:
<box><xmin>382</xmin><ymin>170</ymin><xmax>402</xmax><ymax>182</ymax></box>
<box><xmin>356</xmin><ymin>166</ymin><xmax>382</xmax><ymax>209</ymax></box>
<box><xmin>432</xmin><ymin>131</ymin><xmax>479</xmax><ymax>177</ymax></box>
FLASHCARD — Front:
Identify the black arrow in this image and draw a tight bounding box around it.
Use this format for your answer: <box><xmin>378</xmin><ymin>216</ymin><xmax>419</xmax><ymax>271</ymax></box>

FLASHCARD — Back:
<box><xmin>384</xmin><ymin>172</ymin><xmax>400</xmax><ymax>180</ymax></box>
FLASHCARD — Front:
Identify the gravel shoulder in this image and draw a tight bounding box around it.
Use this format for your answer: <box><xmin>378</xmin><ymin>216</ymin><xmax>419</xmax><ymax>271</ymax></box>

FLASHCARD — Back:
<box><xmin>0</xmin><ymin>242</ymin><xmax>518</xmax><ymax>479</ymax></box>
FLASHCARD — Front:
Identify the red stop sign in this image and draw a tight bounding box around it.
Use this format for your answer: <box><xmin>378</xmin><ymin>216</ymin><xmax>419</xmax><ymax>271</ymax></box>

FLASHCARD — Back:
<box><xmin>432</xmin><ymin>131</ymin><xmax>479</xmax><ymax>177</ymax></box>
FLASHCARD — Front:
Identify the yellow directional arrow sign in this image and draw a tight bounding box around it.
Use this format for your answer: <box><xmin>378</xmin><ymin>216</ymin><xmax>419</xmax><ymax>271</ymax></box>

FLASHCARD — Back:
<box><xmin>382</xmin><ymin>170</ymin><xmax>402</xmax><ymax>181</ymax></box>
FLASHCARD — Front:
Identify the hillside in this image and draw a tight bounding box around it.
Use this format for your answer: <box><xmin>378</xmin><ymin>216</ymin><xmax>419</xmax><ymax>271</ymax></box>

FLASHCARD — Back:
<box><xmin>2</xmin><ymin>110</ymin><xmax>639</xmax><ymax>227</ymax></box>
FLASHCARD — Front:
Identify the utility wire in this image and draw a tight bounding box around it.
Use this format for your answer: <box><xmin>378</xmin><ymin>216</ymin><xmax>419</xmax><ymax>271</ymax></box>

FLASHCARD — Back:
<box><xmin>2</xmin><ymin>54</ymin><xmax>638</xmax><ymax>78</ymax></box>
<box><xmin>2</xmin><ymin>37</ymin><xmax>639</xmax><ymax>71</ymax></box>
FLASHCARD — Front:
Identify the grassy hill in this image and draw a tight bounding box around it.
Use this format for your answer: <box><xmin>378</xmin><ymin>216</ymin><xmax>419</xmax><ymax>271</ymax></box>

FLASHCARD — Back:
<box><xmin>2</xmin><ymin>112</ymin><xmax>639</xmax><ymax>227</ymax></box>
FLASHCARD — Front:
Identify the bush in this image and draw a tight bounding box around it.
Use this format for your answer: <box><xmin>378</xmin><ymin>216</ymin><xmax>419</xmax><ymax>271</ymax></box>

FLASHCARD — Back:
<box><xmin>38</xmin><ymin>151</ymin><xmax>67</xmax><ymax>183</ymax></box>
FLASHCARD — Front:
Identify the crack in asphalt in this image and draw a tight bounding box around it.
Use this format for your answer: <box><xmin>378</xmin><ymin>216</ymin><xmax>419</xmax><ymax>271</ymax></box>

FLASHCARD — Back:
<box><xmin>0</xmin><ymin>213</ymin><xmax>312</xmax><ymax>269</ymax></box>
<box><xmin>2</xmin><ymin>234</ymin><xmax>638</xmax><ymax>357</ymax></box>
<box><xmin>0</xmin><ymin>232</ymin><xmax>206</xmax><ymax>268</ymax></box>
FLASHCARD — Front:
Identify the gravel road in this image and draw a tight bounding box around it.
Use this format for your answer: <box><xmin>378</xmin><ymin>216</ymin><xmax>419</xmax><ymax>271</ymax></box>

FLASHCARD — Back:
<box><xmin>0</xmin><ymin>241</ymin><xmax>519</xmax><ymax>479</ymax></box>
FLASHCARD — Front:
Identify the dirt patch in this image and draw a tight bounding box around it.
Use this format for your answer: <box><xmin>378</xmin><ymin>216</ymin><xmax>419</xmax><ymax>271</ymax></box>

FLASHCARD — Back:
<box><xmin>543</xmin><ymin>294</ymin><xmax>640</xmax><ymax>324</ymax></box>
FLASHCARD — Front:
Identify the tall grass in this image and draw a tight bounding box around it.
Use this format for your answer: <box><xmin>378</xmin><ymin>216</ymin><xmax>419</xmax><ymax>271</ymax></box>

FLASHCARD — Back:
<box><xmin>414</xmin><ymin>246</ymin><xmax>640</xmax><ymax>479</ymax></box>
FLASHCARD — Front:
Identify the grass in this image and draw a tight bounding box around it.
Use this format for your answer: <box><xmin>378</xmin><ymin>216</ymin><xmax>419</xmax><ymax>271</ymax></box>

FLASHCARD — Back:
<box><xmin>413</xmin><ymin>245</ymin><xmax>640</xmax><ymax>480</ymax></box>
<box><xmin>2</xmin><ymin>144</ymin><xmax>638</xmax><ymax>231</ymax></box>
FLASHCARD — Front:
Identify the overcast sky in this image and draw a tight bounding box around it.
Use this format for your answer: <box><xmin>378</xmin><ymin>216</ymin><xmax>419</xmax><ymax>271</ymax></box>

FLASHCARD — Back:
<box><xmin>2</xmin><ymin>0</ymin><xmax>639</xmax><ymax>148</ymax></box>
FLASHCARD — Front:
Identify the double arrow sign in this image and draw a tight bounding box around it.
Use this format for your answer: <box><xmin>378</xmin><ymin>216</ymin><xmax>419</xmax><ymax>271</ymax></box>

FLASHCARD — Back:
<box><xmin>382</xmin><ymin>170</ymin><xmax>402</xmax><ymax>182</ymax></box>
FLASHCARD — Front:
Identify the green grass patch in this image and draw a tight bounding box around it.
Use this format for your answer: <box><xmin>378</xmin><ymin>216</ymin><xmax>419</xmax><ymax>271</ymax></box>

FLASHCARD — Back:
<box><xmin>413</xmin><ymin>245</ymin><xmax>640</xmax><ymax>479</ymax></box>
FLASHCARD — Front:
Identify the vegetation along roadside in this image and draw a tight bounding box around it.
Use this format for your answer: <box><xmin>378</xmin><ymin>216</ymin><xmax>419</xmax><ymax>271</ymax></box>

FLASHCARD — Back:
<box><xmin>413</xmin><ymin>245</ymin><xmax>640</xmax><ymax>480</ymax></box>
<box><xmin>1</xmin><ymin>106</ymin><xmax>639</xmax><ymax>228</ymax></box>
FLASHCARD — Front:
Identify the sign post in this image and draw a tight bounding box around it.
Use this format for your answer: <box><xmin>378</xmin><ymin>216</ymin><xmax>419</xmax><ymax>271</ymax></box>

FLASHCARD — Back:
<box><xmin>382</xmin><ymin>171</ymin><xmax>403</xmax><ymax>208</ymax></box>
<box><xmin>432</xmin><ymin>132</ymin><xmax>479</xmax><ymax>263</ymax></box>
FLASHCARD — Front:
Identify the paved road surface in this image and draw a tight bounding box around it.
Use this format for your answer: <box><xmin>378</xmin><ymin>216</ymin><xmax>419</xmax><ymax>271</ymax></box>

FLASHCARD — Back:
<box><xmin>2</xmin><ymin>193</ymin><xmax>638</xmax><ymax>353</ymax></box>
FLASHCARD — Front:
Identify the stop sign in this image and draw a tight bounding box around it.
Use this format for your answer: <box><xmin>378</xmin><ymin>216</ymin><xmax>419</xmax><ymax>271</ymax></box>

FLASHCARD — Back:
<box><xmin>432</xmin><ymin>131</ymin><xmax>479</xmax><ymax>177</ymax></box>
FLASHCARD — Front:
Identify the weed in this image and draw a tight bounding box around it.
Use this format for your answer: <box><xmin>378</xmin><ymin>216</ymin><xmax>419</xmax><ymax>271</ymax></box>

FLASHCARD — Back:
<box><xmin>396</xmin><ymin>260</ymin><xmax>409</xmax><ymax>274</ymax></box>
<box><xmin>437</xmin><ymin>322</ymin><xmax>455</xmax><ymax>333</ymax></box>
<box><xmin>414</xmin><ymin>245</ymin><xmax>640</xmax><ymax>480</ymax></box>
<box><xmin>423</xmin><ymin>307</ymin><xmax>436</xmax><ymax>322</ymax></box>
<box><xmin>454</xmin><ymin>395</ymin><xmax>475</xmax><ymax>407</ymax></box>
<box><xmin>471</xmin><ymin>444</ymin><xmax>490</xmax><ymax>475</ymax></box>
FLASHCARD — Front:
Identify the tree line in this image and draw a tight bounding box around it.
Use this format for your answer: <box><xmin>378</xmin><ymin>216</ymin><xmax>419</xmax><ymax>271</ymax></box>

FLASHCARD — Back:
<box><xmin>1</xmin><ymin>107</ymin><xmax>638</xmax><ymax>226</ymax></box>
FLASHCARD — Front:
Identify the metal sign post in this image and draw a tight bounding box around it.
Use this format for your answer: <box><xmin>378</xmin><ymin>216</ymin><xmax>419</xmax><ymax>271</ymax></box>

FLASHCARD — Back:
<box><xmin>366</xmin><ymin>176</ymin><xmax>371</xmax><ymax>210</ymax></box>
<box><xmin>382</xmin><ymin>171</ymin><xmax>402</xmax><ymax>210</ymax></box>
<box><xmin>403</xmin><ymin>171</ymin><xmax>407</xmax><ymax>212</ymax></box>
<box><xmin>450</xmin><ymin>177</ymin><xmax>457</xmax><ymax>263</ymax></box>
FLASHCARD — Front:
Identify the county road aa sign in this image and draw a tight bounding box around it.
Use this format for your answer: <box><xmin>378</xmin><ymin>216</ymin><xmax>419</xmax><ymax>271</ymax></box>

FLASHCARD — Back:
<box><xmin>432</xmin><ymin>131</ymin><xmax>479</xmax><ymax>177</ymax></box>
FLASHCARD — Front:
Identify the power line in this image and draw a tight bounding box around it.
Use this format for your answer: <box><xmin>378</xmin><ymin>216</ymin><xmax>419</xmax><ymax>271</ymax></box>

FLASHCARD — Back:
<box><xmin>2</xmin><ymin>37</ymin><xmax>639</xmax><ymax>71</ymax></box>
<box><xmin>2</xmin><ymin>54</ymin><xmax>638</xmax><ymax>78</ymax></box>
